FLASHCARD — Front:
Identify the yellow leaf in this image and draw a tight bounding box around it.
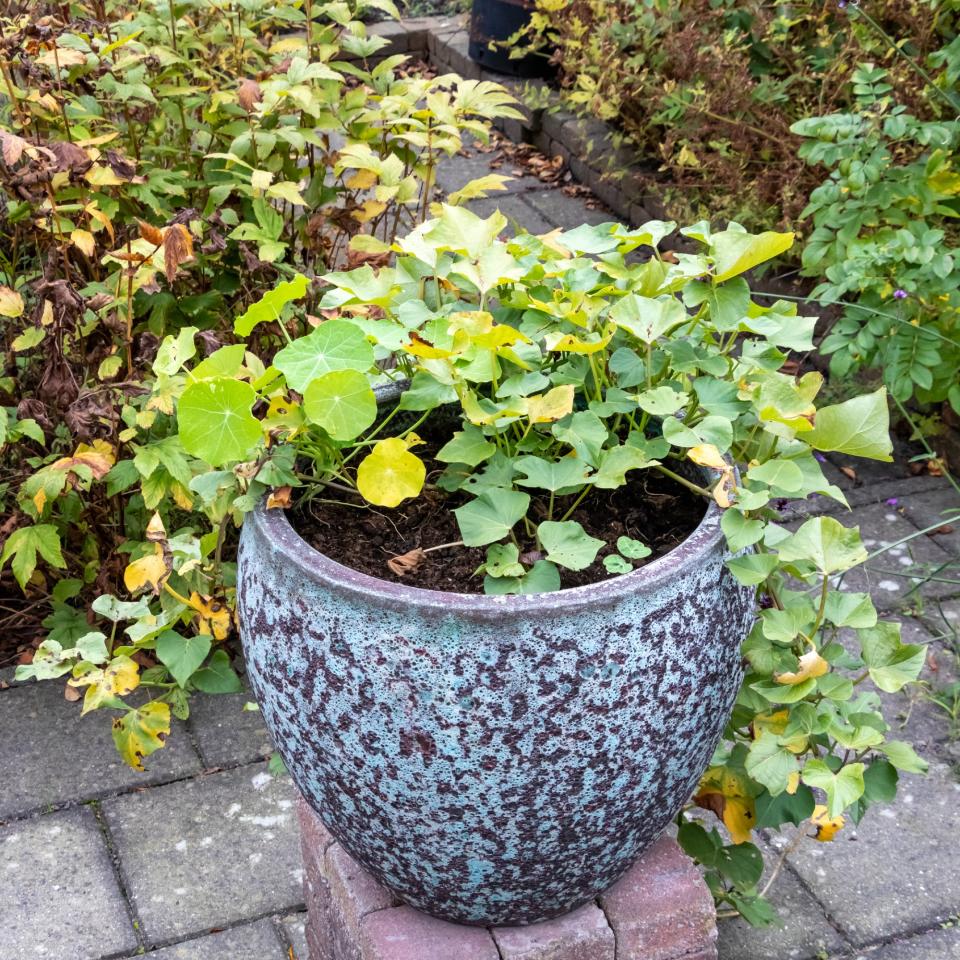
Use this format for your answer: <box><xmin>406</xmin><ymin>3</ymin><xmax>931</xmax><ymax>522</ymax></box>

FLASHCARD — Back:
<box><xmin>776</xmin><ymin>648</ymin><xmax>829</xmax><ymax>685</ymax></box>
<box><xmin>85</xmin><ymin>202</ymin><xmax>115</xmax><ymax>242</ymax></box>
<box><xmin>74</xmin><ymin>655</ymin><xmax>140</xmax><ymax>715</ymax></box>
<box><xmin>145</xmin><ymin>511</ymin><xmax>166</xmax><ymax>542</ymax></box>
<box><xmin>0</xmin><ymin>285</ymin><xmax>24</xmax><ymax>318</ymax></box>
<box><xmin>723</xmin><ymin>796</ymin><xmax>756</xmax><ymax>845</ymax></box>
<box><xmin>352</xmin><ymin>200</ymin><xmax>387</xmax><ymax>224</ymax></box>
<box><xmin>689</xmin><ymin>444</ymin><xmax>727</xmax><ymax>470</ymax></box>
<box><xmin>356</xmin><ymin>438</ymin><xmax>426</xmax><ymax>508</ymax></box>
<box><xmin>403</xmin><ymin>332</ymin><xmax>455</xmax><ymax>359</ymax></box>
<box><xmin>123</xmin><ymin>543</ymin><xmax>170</xmax><ymax>595</ymax></box>
<box><xmin>188</xmin><ymin>592</ymin><xmax>233</xmax><ymax>640</ymax></box>
<box><xmin>677</xmin><ymin>144</ymin><xmax>700</xmax><ymax>168</ymax></box>
<box><xmin>51</xmin><ymin>439</ymin><xmax>116</xmax><ymax>480</ymax></box>
<box><xmin>543</xmin><ymin>331</ymin><xmax>612</xmax><ymax>354</ymax></box>
<box><xmin>345</xmin><ymin>169</ymin><xmax>378</xmax><ymax>190</ymax></box>
<box><xmin>85</xmin><ymin>164</ymin><xmax>125</xmax><ymax>187</ymax></box>
<box><xmin>40</xmin><ymin>300</ymin><xmax>55</xmax><ymax>325</ymax></box>
<box><xmin>71</xmin><ymin>228</ymin><xmax>96</xmax><ymax>257</ymax></box>
<box><xmin>112</xmin><ymin>701</ymin><xmax>170</xmax><ymax>771</ymax></box>
<box><xmin>753</xmin><ymin>710</ymin><xmax>808</xmax><ymax>754</ymax></box>
<box><xmin>524</xmin><ymin>385</ymin><xmax>575</xmax><ymax>423</ymax></box>
<box><xmin>694</xmin><ymin>765</ymin><xmax>756</xmax><ymax>844</ymax></box>
<box><xmin>786</xmin><ymin>771</ymin><xmax>801</xmax><ymax>795</ymax></box>
<box><xmin>810</xmin><ymin>804</ymin><xmax>844</xmax><ymax>842</ymax></box>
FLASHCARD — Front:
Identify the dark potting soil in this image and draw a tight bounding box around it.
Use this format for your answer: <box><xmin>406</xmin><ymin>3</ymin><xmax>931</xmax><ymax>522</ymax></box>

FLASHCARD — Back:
<box><xmin>291</xmin><ymin>435</ymin><xmax>707</xmax><ymax>594</ymax></box>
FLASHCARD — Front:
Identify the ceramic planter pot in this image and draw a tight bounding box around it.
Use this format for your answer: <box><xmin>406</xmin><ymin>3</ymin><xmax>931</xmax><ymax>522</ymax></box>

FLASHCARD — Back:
<box><xmin>468</xmin><ymin>0</ymin><xmax>550</xmax><ymax>78</ymax></box>
<box><xmin>237</xmin><ymin>470</ymin><xmax>754</xmax><ymax>925</ymax></box>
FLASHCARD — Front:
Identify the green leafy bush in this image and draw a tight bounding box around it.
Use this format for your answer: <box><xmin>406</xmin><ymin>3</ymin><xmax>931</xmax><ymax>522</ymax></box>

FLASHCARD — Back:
<box><xmin>0</xmin><ymin>0</ymin><xmax>520</xmax><ymax>759</ymax></box>
<box><xmin>513</xmin><ymin>0</ymin><xmax>959</xmax><ymax>227</ymax></box>
<box><xmin>26</xmin><ymin>205</ymin><xmax>926</xmax><ymax>921</ymax></box>
<box><xmin>792</xmin><ymin>64</ymin><xmax>960</xmax><ymax>414</ymax></box>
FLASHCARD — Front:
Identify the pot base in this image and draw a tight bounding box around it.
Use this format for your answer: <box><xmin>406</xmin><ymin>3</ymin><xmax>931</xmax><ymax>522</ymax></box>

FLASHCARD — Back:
<box><xmin>298</xmin><ymin>795</ymin><xmax>718</xmax><ymax>959</ymax></box>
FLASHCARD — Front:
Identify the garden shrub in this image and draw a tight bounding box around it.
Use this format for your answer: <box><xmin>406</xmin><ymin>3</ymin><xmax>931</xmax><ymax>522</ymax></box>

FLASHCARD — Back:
<box><xmin>0</xmin><ymin>0</ymin><xmax>520</xmax><ymax>746</ymax></box>
<box><xmin>19</xmin><ymin>204</ymin><xmax>930</xmax><ymax>922</ymax></box>
<box><xmin>793</xmin><ymin>63</ymin><xmax>960</xmax><ymax>415</ymax></box>
<box><xmin>515</xmin><ymin>0</ymin><xmax>959</xmax><ymax>228</ymax></box>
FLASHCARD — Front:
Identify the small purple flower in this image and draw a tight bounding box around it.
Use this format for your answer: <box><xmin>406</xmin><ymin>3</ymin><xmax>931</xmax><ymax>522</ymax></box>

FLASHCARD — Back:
<box><xmin>893</xmin><ymin>289</ymin><xmax>908</xmax><ymax>299</ymax></box>
<box><xmin>886</xmin><ymin>497</ymin><xmax>899</xmax><ymax>506</ymax></box>
<box><xmin>814</xmin><ymin>452</ymin><xmax>827</xmax><ymax>463</ymax></box>
<box><xmin>838</xmin><ymin>0</ymin><xmax>847</xmax><ymax>7</ymax></box>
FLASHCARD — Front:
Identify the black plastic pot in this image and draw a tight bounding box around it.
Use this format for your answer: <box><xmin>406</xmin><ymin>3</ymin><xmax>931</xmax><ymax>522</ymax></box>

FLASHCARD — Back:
<box><xmin>468</xmin><ymin>0</ymin><xmax>549</xmax><ymax>78</ymax></box>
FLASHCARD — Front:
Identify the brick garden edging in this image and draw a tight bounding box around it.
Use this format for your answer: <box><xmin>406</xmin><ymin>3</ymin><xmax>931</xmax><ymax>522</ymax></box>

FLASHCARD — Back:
<box><xmin>298</xmin><ymin>796</ymin><xmax>719</xmax><ymax>960</ymax></box>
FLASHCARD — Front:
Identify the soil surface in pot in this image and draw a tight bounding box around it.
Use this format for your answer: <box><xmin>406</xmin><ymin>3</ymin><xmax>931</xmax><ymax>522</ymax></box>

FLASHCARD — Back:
<box><xmin>290</xmin><ymin>434</ymin><xmax>707</xmax><ymax>594</ymax></box>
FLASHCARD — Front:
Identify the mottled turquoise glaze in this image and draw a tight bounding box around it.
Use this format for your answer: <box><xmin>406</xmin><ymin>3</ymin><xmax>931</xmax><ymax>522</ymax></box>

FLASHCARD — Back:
<box><xmin>237</xmin><ymin>496</ymin><xmax>753</xmax><ymax>925</ymax></box>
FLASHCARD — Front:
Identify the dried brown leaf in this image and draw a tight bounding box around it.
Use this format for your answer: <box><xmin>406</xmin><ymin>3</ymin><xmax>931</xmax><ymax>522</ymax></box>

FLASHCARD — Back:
<box><xmin>138</xmin><ymin>219</ymin><xmax>164</xmax><ymax>246</ymax></box>
<box><xmin>266</xmin><ymin>486</ymin><xmax>293</xmax><ymax>509</ymax></box>
<box><xmin>162</xmin><ymin>223</ymin><xmax>194</xmax><ymax>283</ymax></box>
<box><xmin>237</xmin><ymin>79</ymin><xmax>263</xmax><ymax>113</ymax></box>
<box><xmin>387</xmin><ymin>548</ymin><xmax>425</xmax><ymax>576</ymax></box>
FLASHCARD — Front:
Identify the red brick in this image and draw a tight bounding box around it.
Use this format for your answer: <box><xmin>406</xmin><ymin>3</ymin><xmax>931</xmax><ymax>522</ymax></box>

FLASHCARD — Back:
<box><xmin>360</xmin><ymin>907</ymin><xmax>500</xmax><ymax>960</ymax></box>
<box><xmin>492</xmin><ymin>902</ymin><xmax>615</xmax><ymax>960</ymax></box>
<box><xmin>598</xmin><ymin>837</ymin><xmax>717</xmax><ymax>960</ymax></box>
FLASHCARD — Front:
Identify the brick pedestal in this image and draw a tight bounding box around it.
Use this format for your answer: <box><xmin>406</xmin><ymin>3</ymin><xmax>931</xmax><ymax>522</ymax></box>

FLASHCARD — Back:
<box><xmin>297</xmin><ymin>797</ymin><xmax>717</xmax><ymax>960</ymax></box>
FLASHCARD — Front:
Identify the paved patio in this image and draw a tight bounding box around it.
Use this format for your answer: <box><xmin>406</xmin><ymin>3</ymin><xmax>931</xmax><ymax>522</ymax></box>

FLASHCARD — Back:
<box><xmin>2</xmin><ymin>146</ymin><xmax>959</xmax><ymax>960</ymax></box>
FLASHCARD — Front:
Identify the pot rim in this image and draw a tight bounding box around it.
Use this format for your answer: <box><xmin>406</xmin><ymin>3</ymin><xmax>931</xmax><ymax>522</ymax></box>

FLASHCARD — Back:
<box><xmin>248</xmin><ymin>488</ymin><xmax>726</xmax><ymax>614</ymax></box>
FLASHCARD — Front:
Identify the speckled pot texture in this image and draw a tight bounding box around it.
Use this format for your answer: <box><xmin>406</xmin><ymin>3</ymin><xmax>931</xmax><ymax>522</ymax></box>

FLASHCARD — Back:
<box><xmin>237</xmin><ymin>494</ymin><xmax>754</xmax><ymax>926</ymax></box>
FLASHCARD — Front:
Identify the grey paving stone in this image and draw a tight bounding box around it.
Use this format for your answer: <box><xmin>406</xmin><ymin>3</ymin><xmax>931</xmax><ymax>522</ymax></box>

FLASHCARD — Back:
<box><xmin>468</xmin><ymin>195</ymin><xmax>554</xmax><ymax>235</ymax></box>
<box><xmin>848</xmin><ymin>925</ymin><xmax>960</xmax><ymax>959</ymax></box>
<box><xmin>281</xmin><ymin>912</ymin><xmax>310</xmax><ymax>960</ymax></box>
<box><xmin>782</xmin><ymin>766</ymin><xmax>960</xmax><ymax>945</ymax></box>
<box><xmin>826</xmin><ymin>503</ymin><xmax>955</xmax><ymax>610</ymax></box>
<box><xmin>433</xmin><ymin>142</ymin><xmax>541</xmax><ymax>197</ymax></box>
<box><xmin>122</xmin><ymin>919</ymin><xmax>286</xmax><ymax>960</ymax></box>
<box><xmin>899</xmin><ymin>486</ymin><xmax>960</xmax><ymax>557</ymax></box>
<box><xmin>186</xmin><ymin>691</ymin><xmax>274</xmax><ymax>768</ymax></box>
<box><xmin>717</xmin><ymin>856</ymin><xmax>847</xmax><ymax>960</ymax></box>
<box><xmin>0</xmin><ymin>679</ymin><xmax>201</xmax><ymax>819</ymax></box>
<box><xmin>522</xmin><ymin>188</ymin><xmax>616</xmax><ymax>230</ymax></box>
<box><xmin>101</xmin><ymin>762</ymin><xmax>303</xmax><ymax>945</ymax></box>
<box><xmin>1</xmin><ymin>807</ymin><xmax>137</xmax><ymax>960</ymax></box>
<box><xmin>918</xmin><ymin>598</ymin><xmax>960</xmax><ymax>646</ymax></box>
<box><xmin>473</xmin><ymin>189</ymin><xmax>557</xmax><ymax>231</ymax></box>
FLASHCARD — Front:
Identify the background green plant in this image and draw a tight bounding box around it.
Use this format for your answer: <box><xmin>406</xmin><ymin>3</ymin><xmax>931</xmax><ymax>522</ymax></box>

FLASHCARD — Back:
<box><xmin>792</xmin><ymin>63</ymin><xmax>960</xmax><ymax>414</ymax></box>
<box><xmin>515</xmin><ymin>0</ymin><xmax>959</xmax><ymax>227</ymax></box>
<box><xmin>0</xmin><ymin>0</ymin><xmax>520</xmax><ymax>763</ymax></box>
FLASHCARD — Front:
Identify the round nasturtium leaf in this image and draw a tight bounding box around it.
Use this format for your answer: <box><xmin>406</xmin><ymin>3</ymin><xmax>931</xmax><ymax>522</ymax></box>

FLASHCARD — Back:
<box><xmin>356</xmin><ymin>438</ymin><xmax>426</xmax><ymax>508</ymax></box>
<box><xmin>303</xmin><ymin>370</ymin><xmax>377</xmax><ymax>441</ymax></box>
<box><xmin>273</xmin><ymin>319</ymin><xmax>374</xmax><ymax>392</ymax></box>
<box><xmin>177</xmin><ymin>377</ymin><xmax>262</xmax><ymax>467</ymax></box>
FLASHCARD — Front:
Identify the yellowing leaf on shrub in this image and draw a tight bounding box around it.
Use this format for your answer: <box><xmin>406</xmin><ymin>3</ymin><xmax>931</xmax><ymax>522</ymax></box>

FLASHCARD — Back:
<box><xmin>0</xmin><ymin>285</ymin><xmax>25</xmax><ymax>318</ymax></box>
<box><xmin>352</xmin><ymin>200</ymin><xmax>387</xmax><ymax>223</ymax></box>
<box><xmin>753</xmin><ymin>710</ymin><xmax>808</xmax><ymax>754</ymax></box>
<box><xmin>356</xmin><ymin>437</ymin><xmax>426</xmax><ymax>508</ymax></box>
<box><xmin>810</xmin><ymin>804</ymin><xmax>844</xmax><ymax>842</ymax></box>
<box><xmin>51</xmin><ymin>439</ymin><xmax>116</xmax><ymax>480</ymax></box>
<box><xmin>70</xmin><ymin>228</ymin><xmax>96</xmax><ymax>257</ymax></box>
<box><xmin>112</xmin><ymin>701</ymin><xmax>170</xmax><ymax>771</ymax></box>
<box><xmin>188</xmin><ymin>592</ymin><xmax>232</xmax><ymax>640</ymax></box>
<box><xmin>776</xmin><ymin>648</ymin><xmax>829</xmax><ymax>685</ymax></box>
<box><xmin>711</xmin><ymin>228</ymin><xmax>795</xmax><ymax>284</ymax></box>
<box><xmin>345</xmin><ymin>168</ymin><xmax>377</xmax><ymax>190</ymax></box>
<box><xmin>524</xmin><ymin>385</ymin><xmax>575</xmax><ymax>423</ymax></box>
<box><xmin>694</xmin><ymin>766</ymin><xmax>756</xmax><ymax>844</ymax></box>
<box><xmin>124</xmin><ymin>542</ymin><xmax>171</xmax><ymax>595</ymax></box>
<box><xmin>72</xmin><ymin>655</ymin><xmax>140</xmax><ymax>715</ymax></box>
<box><xmin>145</xmin><ymin>511</ymin><xmax>166</xmax><ymax>542</ymax></box>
